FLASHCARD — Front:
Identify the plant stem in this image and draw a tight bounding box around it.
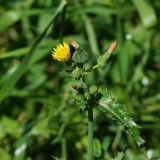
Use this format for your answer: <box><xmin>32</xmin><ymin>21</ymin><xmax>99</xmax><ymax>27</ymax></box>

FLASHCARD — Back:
<box><xmin>87</xmin><ymin>105</ymin><xmax>94</xmax><ymax>160</ymax></box>
<box><xmin>62</xmin><ymin>138</ymin><xmax>67</xmax><ymax>160</ymax></box>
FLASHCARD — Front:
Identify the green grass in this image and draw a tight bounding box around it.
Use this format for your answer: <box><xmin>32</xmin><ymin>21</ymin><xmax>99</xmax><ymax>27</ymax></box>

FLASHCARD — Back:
<box><xmin>0</xmin><ymin>0</ymin><xmax>160</xmax><ymax>159</ymax></box>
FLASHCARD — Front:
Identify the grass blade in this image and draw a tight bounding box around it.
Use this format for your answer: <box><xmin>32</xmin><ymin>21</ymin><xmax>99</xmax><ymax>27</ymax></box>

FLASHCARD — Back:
<box><xmin>132</xmin><ymin>0</ymin><xmax>157</xmax><ymax>28</ymax></box>
<box><xmin>0</xmin><ymin>0</ymin><xmax>67</xmax><ymax>103</ymax></box>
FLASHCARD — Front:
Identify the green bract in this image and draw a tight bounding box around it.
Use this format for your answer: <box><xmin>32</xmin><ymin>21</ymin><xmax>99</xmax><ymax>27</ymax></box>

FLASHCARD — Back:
<box><xmin>72</xmin><ymin>49</ymin><xmax>88</xmax><ymax>64</ymax></box>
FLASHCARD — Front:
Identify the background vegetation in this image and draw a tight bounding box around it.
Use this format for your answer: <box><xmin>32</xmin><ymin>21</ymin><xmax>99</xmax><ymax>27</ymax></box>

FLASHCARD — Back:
<box><xmin>0</xmin><ymin>0</ymin><xmax>160</xmax><ymax>159</ymax></box>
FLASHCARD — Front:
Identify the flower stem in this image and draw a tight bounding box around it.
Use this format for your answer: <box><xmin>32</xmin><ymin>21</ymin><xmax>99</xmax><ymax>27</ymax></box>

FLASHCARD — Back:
<box><xmin>62</xmin><ymin>138</ymin><xmax>67</xmax><ymax>160</ymax></box>
<box><xmin>87</xmin><ymin>105</ymin><xmax>94</xmax><ymax>160</ymax></box>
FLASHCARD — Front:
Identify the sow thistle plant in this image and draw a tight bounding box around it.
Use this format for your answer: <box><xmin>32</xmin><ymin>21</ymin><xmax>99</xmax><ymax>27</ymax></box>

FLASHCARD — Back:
<box><xmin>52</xmin><ymin>40</ymin><xmax>144</xmax><ymax>160</ymax></box>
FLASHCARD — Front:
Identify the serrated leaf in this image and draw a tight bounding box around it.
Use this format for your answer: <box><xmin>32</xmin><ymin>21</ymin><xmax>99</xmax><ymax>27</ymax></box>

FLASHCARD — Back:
<box><xmin>98</xmin><ymin>89</ymin><xmax>145</xmax><ymax>146</ymax></box>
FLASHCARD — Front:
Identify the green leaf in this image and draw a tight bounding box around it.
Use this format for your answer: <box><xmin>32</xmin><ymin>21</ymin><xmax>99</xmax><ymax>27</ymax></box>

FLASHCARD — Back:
<box><xmin>30</xmin><ymin>118</ymin><xmax>51</xmax><ymax>139</ymax></box>
<box><xmin>132</xmin><ymin>0</ymin><xmax>157</xmax><ymax>28</ymax></box>
<box><xmin>74</xmin><ymin>1</ymin><xmax>100</xmax><ymax>58</ymax></box>
<box><xmin>14</xmin><ymin>138</ymin><xmax>27</xmax><ymax>160</ymax></box>
<box><xmin>112</xmin><ymin>152</ymin><xmax>124</xmax><ymax>160</ymax></box>
<box><xmin>0</xmin><ymin>9</ymin><xmax>53</xmax><ymax>33</ymax></box>
<box><xmin>0</xmin><ymin>47</ymin><xmax>29</xmax><ymax>59</ymax></box>
<box><xmin>84</xmin><ymin>6</ymin><xmax>115</xmax><ymax>17</ymax></box>
<box><xmin>102</xmin><ymin>136</ymin><xmax>110</xmax><ymax>151</ymax></box>
<box><xmin>98</xmin><ymin>89</ymin><xmax>145</xmax><ymax>146</ymax></box>
<box><xmin>0</xmin><ymin>148</ymin><xmax>11</xmax><ymax>160</ymax></box>
<box><xmin>0</xmin><ymin>11</ymin><xmax>22</xmax><ymax>32</ymax></box>
<box><xmin>93</xmin><ymin>138</ymin><xmax>101</xmax><ymax>158</ymax></box>
<box><xmin>0</xmin><ymin>116</ymin><xmax>20</xmax><ymax>139</ymax></box>
<box><xmin>83</xmin><ymin>15</ymin><xmax>100</xmax><ymax>58</ymax></box>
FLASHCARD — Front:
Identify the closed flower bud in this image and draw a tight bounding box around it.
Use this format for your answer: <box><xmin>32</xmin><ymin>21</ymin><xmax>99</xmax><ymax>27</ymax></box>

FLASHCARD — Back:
<box><xmin>107</xmin><ymin>41</ymin><xmax>117</xmax><ymax>55</ymax></box>
<box><xmin>70</xmin><ymin>39</ymin><xmax>80</xmax><ymax>49</ymax></box>
<box><xmin>89</xmin><ymin>86</ymin><xmax>98</xmax><ymax>95</ymax></box>
<box><xmin>94</xmin><ymin>41</ymin><xmax>117</xmax><ymax>69</ymax></box>
<box><xmin>72</xmin><ymin>67</ymin><xmax>81</xmax><ymax>79</ymax></box>
<box><xmin>85</xmin><ymin>91</ymin><xmax>90</xmax><ymax>100</ymax></box>
<box><xmin>71</xmin><ymin>84</ymin><xmax>78</xmax><ymax>90</ymax></box>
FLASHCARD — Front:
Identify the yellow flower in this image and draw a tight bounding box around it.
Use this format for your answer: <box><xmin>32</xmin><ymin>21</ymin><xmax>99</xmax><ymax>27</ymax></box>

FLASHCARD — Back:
<box><xmin>52</xmin><ymin>42</ymin><xmax>71</xmax><ymax>61</ymax></box>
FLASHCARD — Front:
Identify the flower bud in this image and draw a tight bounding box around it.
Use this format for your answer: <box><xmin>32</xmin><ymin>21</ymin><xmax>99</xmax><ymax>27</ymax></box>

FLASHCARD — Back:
<box><xmin>107</xmin><ymin>41</ymin><xmax>117</xmax><ymax>55</ymax></box>
<box><xmin>72</xmin><ymin>67</ymin><xmax>81</xmax><ymax>79</ymax></box>
<box><xmin>71</xmin><ymin>84</ymin><xmax>78</xmax><ymax>90</ymax></box>
<box><xmin>85</xmin><ymin>91</ymin><xmax>90</xmax><ymax>100</ymax></box>
<box><xmin>89</xmin><ymin>86</ymin><xmax>98</xmax><ymax>95</ymax></box>
<box><xmin>94</xmin><ymin>41</ymin><xmax>117</xmax><ymax>69</ymax></box>
<box><xmin>70</xmin><ymin>39</ymin><xmax>80</xmax><ymax>49</ymax></box>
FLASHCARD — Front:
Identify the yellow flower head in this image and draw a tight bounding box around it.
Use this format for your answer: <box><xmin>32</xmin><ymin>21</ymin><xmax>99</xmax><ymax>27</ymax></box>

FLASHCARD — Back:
<box><xmin>52</xmin><ymin>42</ymin><xmax>71</xmax><ymax>61</ymax></box>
